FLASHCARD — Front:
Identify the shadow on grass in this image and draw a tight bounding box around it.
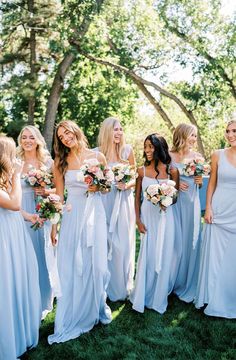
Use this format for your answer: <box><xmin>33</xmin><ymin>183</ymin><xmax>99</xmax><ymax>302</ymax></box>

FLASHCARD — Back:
<box><xmin>28</xmin><ymin>294</ymin><xmax>236</xmax><ymax>360</ymax></box>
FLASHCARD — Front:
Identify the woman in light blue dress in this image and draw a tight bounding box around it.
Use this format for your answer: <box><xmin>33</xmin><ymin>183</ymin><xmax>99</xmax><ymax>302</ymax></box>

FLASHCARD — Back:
<box><xmin>96</xmin><ymin>117</ymin><xmax>136</xmax><ymax>301</ymax></box>
<box><xmin>170</xmin><ymin>123</ymin><xmax>203</xmax><ymax>302</ymax></box>
<box><xmin>48</xmin><ymin>120</ymin><xmax>112</xmax><ymax>344</ymax></box>
<box><xmin>17</xmin><ymin>125</ymin><xmax>59</xmax><ymax>319</ymax></box>
<box><xmin>0</xmin><ymin>136</ymin><xmax>41</xmax><ymax>360</ymax></box>
<box><xmin>195</xmin><ymin>119</ymin><xmax>236</xmax><ymax>318</ymax></box>
<box><xmin>130</xmin><ymin>134</ymin><xmax>179</xmax><ymax>314</ymax></box>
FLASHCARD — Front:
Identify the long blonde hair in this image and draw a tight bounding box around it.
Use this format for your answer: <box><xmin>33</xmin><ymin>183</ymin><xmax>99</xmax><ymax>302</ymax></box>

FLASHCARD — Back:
<box><xmin>172</xmin><ymin>123</ymin><xmax>197</xmax><ymax>153</ymax></box>
<box><xmin>0</xmin><ymin>136</ymin><xmax>16</xmax><ymax>191</ymax></box>
<box><xmin>54</xmin><ymin>120</ymin><xmax>88</xmax><ymax>175</ymax></box>
<box><xmin>17</xmin><ymin>125</ymin><xmax>50</xmax><ymax>164</ymax></box>
<box><xmin>98</xmin><ymin>117</ymin><xmax>126</xmax><ymax>161</ymax></box>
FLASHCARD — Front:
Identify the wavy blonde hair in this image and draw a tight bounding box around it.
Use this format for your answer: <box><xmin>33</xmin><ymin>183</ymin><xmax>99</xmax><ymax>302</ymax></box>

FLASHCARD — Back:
<box><xmin>97</xmin><ymin>117</ymin><xmax>126</xmax><ymax>161</ymax></box>
<box><xmin>171</xmin><ymin>123</ymin><xmax>197</xmax><ymax>153</ymax></box>
<box><xmin>17</xmin><ymin>125</ymin><xmax>50</xmax><ymax>164</ymax></box>
<box><xmin>0</xmin><ymin>136</ymin><xmax>16</xmax><ymax>191</ymax></box>
<box><xmin>54</xmin><ymin>120</ymin><xmax>88</xmax><ymax>175</ymax></box>
<box><xmin>226</xmin><ymin>115</ymin><xmax>236</xmax><ymax>129</ymax></box>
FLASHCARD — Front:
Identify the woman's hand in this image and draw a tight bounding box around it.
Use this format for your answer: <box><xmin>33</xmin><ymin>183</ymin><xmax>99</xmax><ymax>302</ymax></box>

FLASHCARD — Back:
<box><xmin>34</xmin><ymin>186</ymin><xmax>48</xmax><ymax>197</ymax></box>
<box><xmin>88</xmin><ymin>184</ymin><xmax>99</xmax><ymax>193</ymax></box>
<box><xmin>51</xmin><ymin>225</ymin><xmax>58</xmax><ymax>246</ymax></box>
<box><xmin>137</xmin><ymin>220</ymin><xmax>147</xmax><ymax>234</ymax></box>
<box><xmin>116</xmin><ymin>182</ymin><xmax>127</xmax><ymax>191</ymax></box>
<box><xmin>27</xmin><ymin>213</ymin><xmax>44</xmax><ymax>226</ymax></box>
<box><xmin>204</xmin><ymin>207</ymin><xmax>213</xmax><ymax>224</ymax></box>
<box><xmin>179</xmin><ymin>181</ymin><xmax>189</xmax><ymax>192</ymax></box>
<box><xmin>194</xmin><ymin>175</ymin><xmax>203</xmax><ymax>186</ymax></box>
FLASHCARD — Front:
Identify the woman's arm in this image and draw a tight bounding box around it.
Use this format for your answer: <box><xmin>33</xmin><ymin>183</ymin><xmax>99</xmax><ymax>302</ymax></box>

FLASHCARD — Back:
<box><xmin>0</xmin><ymin>159</ymin><xmax>23</xmax><ymax>211</ymax></box>
<box><xmin>170</xmin><ymin>167</ymin><xmax>179</xmax><ymax>190</ymax></box>
<box><xmin>135</xmin><ymin>167</ymin><xmax>146</xmax><ymax>234</ymax></box>
<box><xmin>204</xmin><ymin>151</ymin><xmax>219</xmax><ymax>224</ymax></box>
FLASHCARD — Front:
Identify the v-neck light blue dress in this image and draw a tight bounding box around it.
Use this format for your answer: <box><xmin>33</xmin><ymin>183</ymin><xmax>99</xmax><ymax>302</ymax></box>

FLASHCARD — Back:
<box><xmin>195</xmin><ymin>150</ymin><xmax>236</xmax><ymax>318</ymax></box>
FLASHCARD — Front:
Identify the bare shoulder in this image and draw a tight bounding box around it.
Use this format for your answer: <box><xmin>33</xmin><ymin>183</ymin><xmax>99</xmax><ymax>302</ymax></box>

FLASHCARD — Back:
<box><xmin>0</xmin><ymin>189</ymin><xmax>9</xmax><ymax>201</ymax></box>
<box><xmin>211</xmin><ymin>150</ymin><xmax>221</xmax><ymax>163</ymax></box>
<box><xmin>137</xmin><ymin>166</ymin><xmax>144</xmax><ymax>178</ymax></box>
<box><xmin>169</xmin><ymin>151</ymin><xmax>178</xmax><ymax>162</ymax></box>
<box><xmin>170</xmin><ymin>166</ymin><xmax>178</xmax><ymax>176</ymax></box>
<box><xmin>96</xmin><ymin>151</ymin><xmax>106</xmax><ymax>164</ymax></box>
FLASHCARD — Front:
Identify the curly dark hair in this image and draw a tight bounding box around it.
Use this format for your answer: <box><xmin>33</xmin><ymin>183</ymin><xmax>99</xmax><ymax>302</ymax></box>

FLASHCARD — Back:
<box><xmin>143</xmin><ymin>133</ymin><xmax>171</xmax><ymax>177</ymax></box>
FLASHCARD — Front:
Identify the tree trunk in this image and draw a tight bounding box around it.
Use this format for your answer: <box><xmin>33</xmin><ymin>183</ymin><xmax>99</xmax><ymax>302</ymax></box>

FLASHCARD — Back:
<box><xmin>43</xmin><ymin>53</ymin><xmax>76</xmax><ymax>150</ymax></box>
<box><xmin>43</xmin><ymin>0</ymin><xmax>105</xmax><ymax>151</ymax></box>
<box><xmin>27</xmin><ymin>0</ymin><xmax>36</xmax><ymax>125</ymax></box>
<box><xmin>132</xmin><ymin>78</ymin><xmax>175</xmax><ymax>132</ymax></box>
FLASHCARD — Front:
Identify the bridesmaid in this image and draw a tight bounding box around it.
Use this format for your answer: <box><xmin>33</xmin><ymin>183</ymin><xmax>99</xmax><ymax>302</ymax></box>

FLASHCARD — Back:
<box><xmin>170</xmin><ymin>123</ymin><xmax>203</xmax><ymax>302</ymax></box>
<box><xmin>130</xmin><ymin>134</ymin><xmax>179</xmax><ymax>313</ymax></box>
<box><xmin>0</xmin><ymin>136</ymin><xmax>41</xmax><ymax>360</ymax></box>
<box><xmin>48</xmin><ymin>120</ymin><xmax>112</xmax><ymax>344</ymax></box>
<box><xmin>195</xmin><ymin>119</ymin><xmax>236</xmax><ymax>318</ymax></box>
<box><xmin>96</xmin><ymin>117</ymin><xmax>136</xmax><ymax>301</ymax></box>
<box><xmin>17</xmin><ymin>125</ymin><xmax>57</xmax><ymax>319</ymax></box>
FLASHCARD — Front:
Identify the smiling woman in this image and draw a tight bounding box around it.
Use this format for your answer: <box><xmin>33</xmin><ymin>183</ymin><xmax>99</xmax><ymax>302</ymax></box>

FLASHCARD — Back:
<box><xmin>48</xmin><ymin>120</ymin><xmax>112</xmax><ymax>344</ymax></box>
<box><xmin>195</xmin><ymin>118</ymin><xmax>236</xmax><ymax>318</ymax></box>
<box><xmin>17</xmin><ymin>125</ymin><xmax>56</xmax><ymax>320</ymax></box>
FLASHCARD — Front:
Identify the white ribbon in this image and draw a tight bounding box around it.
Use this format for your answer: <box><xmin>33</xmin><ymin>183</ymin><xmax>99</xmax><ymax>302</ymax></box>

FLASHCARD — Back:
<box><xmin>44</xmin><ymin>222</ymin><xmax>62</xmax><ymax>297</ymax></box>
<box><xmin>108</xmin><ymin>190</ymin><xmax>122</xmax><ymax>260</ymax></box>
<box><xmin>192</xmin><ymin>184</ymin><xmax>201</xmax><ymax>249</ymax></box>
<box><xmin>155</xmin><ymin>210</ymin><xmax>167</xmax><ymax>274</ymax></box>
<box><xmin>75</xmin><ymin>193</ymin><xmax>96</xmax><ymax>276</ymax></box>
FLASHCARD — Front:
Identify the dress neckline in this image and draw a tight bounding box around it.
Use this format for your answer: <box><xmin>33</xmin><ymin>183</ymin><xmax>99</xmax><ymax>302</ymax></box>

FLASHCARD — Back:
<box><xmin>223</xmin><ymin>149</ymin><xmax>236</xmax><ymax>170</ymax></box>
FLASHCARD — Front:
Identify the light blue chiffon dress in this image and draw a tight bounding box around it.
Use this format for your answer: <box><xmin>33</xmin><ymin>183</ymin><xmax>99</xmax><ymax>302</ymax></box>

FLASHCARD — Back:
<box><xmin>195</xmin><ymin>150</ymin><xmax>236</xmax><ymax>318</ymax></box>
<box><xmin>48</xmin><ymin>169</ymin><xmax>112</xmax><ymax>344</ymax></box>
<box><xmin>0</xmin><ymin>207</ymin><xmax>41</xmax><ymax>360</ymax></box>
<box><xmin>172</xmin><ymin>161</ymin><xmax>202</xmax><ymax>302</ymax></box>
<box><xmin>130</xmin><ymin>169</ymin><xmax>177</xmax><ymax>314</ymax></box>
<box><xmin>21</xmin><ymin>170</ymin><xmax>55</xmax><ymax>318</ymax></box>
<box><xmin>100</xmin><ymin>144</ymin><xmax>135</xmax><ymax>301</ymax></box>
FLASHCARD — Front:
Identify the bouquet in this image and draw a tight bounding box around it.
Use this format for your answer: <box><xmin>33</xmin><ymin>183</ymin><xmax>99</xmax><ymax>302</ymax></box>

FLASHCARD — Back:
<box><xmin>144</xmin><ymin>180</ymin><xmax>178</xmax><ymax>211</ymax></box>
<box><xmin>76</xmin><ymin>158</ymin><xmax>114</xmax><ymax>193</ymax></box>
<box><xmin>182</xmin><ymin>158</ymin><xmax>210</xmax><ymax>177</ymax></box>
<box><xmin>23</xmin><ymin>165</ymin><xmax>53</xmax><ymax>188</ymax></box>
<box><xmin>31</xmin><ymin>194</ymin><xmax>63</xmax><ymax>230</ymax></box>
<box><xmin>112</xmin><ymin>163</ymin><xmax>136</xmax><ymax>188</ymax></box>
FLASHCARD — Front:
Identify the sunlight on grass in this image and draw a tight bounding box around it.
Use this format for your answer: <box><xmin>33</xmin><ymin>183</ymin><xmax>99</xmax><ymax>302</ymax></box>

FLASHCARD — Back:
<box><xmin>112</xmin><ymin>303</ymin><xmax>126</xmax><ymax>320</ymax></box>
<box><xmin>170</xmin><ymin>310</ymin><xmax>189</xmax><ymax>328</ymax></box>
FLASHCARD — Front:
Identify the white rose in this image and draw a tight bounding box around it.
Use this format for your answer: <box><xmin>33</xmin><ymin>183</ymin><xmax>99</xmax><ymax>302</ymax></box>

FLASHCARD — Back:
<box><xmin>29</xmin><ymin>177</ymin><xmax>37</xmax><ymax>186</ymax></box>
<box><xmin>161</xmin><ymin>196</ymin><xmax>173</xmax><ymax>208</ymax></box>
<box><xmin>147</xmin><ymin>184</ymin><xmax>160</xmax><ymax>197</ymax></box>
<box><xmin>50</xmin><ymin>213</ymin><xmax>61</xmax><ymax>224</ymax></box>
<box><xmin>151</xmin><ymin>196</ymin><xmax>159</xmax><ymax>205</ymax></box>
<box><xmin>167</xmin><ymin>180</ymin><xmax>176</xmax><ymax>187</ymax></box>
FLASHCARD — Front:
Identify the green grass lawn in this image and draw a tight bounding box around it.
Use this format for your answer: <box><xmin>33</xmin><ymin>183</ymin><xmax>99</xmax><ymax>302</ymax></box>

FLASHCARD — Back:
<box><xmin>27</xmin><ymin>236</ymin><xmax>236</xmax><ymax>360</ymax></box>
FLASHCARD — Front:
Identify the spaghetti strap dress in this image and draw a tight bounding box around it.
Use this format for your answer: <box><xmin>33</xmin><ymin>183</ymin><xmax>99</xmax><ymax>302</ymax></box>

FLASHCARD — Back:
<box><xmin>130</xmin><ymin>168</ymin><xmax>176</xmax><ymax>314</ymax></box>
<box><xmin>48</xmin><ymin>169</ymin><xmax>112</xmax><ymax>344</ymax></box>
